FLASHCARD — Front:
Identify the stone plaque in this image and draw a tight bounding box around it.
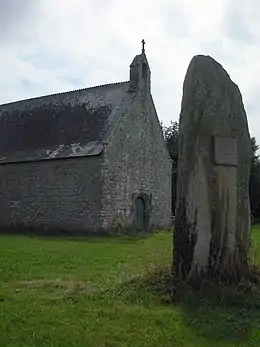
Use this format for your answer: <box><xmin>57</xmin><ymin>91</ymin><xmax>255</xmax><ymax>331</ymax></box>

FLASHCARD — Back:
<box><xmin>214</xmin><ymin>136</ymin><xmax>238</xmax><ymax>166</ymax></box>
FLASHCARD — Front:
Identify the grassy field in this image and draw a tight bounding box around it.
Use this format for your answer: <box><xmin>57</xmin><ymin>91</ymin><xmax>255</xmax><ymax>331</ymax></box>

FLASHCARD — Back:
<box><xmin>0</xmin><ymin>227</ymin><xmax>260</xmax><ymax>347</ymax></box>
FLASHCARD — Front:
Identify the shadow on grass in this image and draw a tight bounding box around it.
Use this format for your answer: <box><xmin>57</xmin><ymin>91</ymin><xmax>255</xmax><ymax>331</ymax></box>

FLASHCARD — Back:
<box><xmin>0</xmin><ymin>224</ymin><xmax>169</xmax><ymax>244</ymax></box>
<box><xmin>116</xmin><ymin>267</ymin><xmax>260</xmax><ymax>346</ymax></box>
<box><xmin>181</xmin><ymin>290</ymin><xmax>260</xmax><ymax>345</ymax></box>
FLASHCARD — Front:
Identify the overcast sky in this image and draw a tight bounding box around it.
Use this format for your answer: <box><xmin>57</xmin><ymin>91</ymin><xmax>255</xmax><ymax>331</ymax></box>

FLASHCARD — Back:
<box><xmin>0</xmin><ymin>0</ymin><xmax>259</xmax><ymax>141</ymax></box>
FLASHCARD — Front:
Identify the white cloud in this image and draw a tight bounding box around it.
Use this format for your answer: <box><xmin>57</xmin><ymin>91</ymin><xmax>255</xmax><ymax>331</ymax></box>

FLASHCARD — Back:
<box><xmin>0</xmin><ymin>0</ymin><xmax>260</xmax><ymax>141</ymax></box>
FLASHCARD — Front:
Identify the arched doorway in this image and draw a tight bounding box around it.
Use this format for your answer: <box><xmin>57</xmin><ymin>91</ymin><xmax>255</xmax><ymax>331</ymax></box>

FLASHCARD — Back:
<box><xmin>134</xmin><ymin>196</ymin><xmax>147</xmax><ymax>231</ymax></box>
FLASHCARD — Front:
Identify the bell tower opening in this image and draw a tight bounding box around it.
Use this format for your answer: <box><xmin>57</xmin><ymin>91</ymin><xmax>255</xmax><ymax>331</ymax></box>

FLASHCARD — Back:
<box><xmin>142</xmin><ymin>62</ymin><xmax>148</xmax><ymax>79</ymax></box>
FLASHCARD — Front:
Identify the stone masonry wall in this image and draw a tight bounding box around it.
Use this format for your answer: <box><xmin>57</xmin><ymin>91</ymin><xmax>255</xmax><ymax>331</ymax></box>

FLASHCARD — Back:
<box><xmin>101</xmin><ymin>94</ymin><xmax>172</xmax><ymax>231</ymax></box>
<box><xmin>0</xmin><ymin>156</ymin><xmax>103</xmax><ymax>233</ymax></box>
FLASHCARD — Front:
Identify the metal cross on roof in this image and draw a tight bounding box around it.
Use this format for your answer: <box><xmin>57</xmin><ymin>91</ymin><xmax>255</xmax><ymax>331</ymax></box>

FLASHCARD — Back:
<box><xmin>142</xmin><ymin>39</ymin><xmax>145</xmax><ymax>53</ymax></box>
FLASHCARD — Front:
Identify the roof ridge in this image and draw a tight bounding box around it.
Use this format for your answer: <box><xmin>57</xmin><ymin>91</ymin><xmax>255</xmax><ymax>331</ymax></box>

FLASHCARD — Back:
<box><xmin>0</xmin><ymin>80</ymin><xmax>129</xmax><ymax>108</ymax></box>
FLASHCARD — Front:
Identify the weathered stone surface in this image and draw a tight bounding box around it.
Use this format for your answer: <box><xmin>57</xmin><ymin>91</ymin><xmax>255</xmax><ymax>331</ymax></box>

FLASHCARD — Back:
<box><xmin>174</xmin><ymin>55</ymin><xmax>251</xmax><ymax>280</ymax></box>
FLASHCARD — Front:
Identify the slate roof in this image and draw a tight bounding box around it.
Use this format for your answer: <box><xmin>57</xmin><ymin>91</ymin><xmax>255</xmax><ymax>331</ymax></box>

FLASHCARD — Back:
<box><xmin>0</xmin><ymin>81</ymin><xmax>131</xmax><ymax>163</ymax></box>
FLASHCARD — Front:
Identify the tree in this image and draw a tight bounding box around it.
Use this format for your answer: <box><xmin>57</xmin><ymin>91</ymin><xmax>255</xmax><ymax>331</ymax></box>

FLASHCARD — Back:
<box><xmin>162</xmin><ymin>121</ymin><xmax>179</xmax><ymax>214</ymax></box>
<box><xmin>249</xmin><ymin>137</ymin><xmax>260</xmax><ymax>221</ymax></box>
<box><xmin>250</xmin><ymin>137</ymin><xmax>259</xmax><ymax>165</ymax></box>
<box><xmin>162</xmin><ymin>121</ymin><xmax>179</xmax><ymax>165</ymax></box>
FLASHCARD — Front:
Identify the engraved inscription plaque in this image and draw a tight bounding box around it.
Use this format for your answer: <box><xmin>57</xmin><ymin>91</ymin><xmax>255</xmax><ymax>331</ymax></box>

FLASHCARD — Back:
<box><xmin>214</xmin><ymin>136</ymin><xmax>238</xmax><ymax>166</ymax></box>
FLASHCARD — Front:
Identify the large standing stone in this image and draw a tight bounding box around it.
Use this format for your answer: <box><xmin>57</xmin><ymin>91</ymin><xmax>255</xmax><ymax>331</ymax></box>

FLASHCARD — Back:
<box><xmin>174</xmin><ymin>55</ymin><xmax>251</xmax><ymax>281</ymax></box>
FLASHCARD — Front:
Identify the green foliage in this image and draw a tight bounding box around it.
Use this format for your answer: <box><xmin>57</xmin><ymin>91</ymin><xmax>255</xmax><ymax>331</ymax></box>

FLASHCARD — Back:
<box><xmin>162</xmin><ymin>121</ymin><xmax>179</xmax><ymax>214</ymax></box>
<box><xmin>251</xmin><ymin>137</ymin><xmax>259</xmax><ymax>166</ymax></box>
<box><xmin>1</xmin><ymin>228</ymin><xmax>260</xmax><ymax>346</ymax></box>
<box><xmin>162</xmin><ymin>121</ymin><xmax>179</xmax><ymax>167</ymax></box>
<box><xmin>250</xmin><ymin>137</ymin><xmax>260</xmax><ymax>221</ymax></box>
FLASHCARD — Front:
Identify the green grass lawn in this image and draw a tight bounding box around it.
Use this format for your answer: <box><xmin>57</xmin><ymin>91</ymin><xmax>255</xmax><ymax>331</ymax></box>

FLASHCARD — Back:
<box><xmin>1</xmin><ymin>227</ymin><xmax>260</xmax><ymax>347</ymax></box>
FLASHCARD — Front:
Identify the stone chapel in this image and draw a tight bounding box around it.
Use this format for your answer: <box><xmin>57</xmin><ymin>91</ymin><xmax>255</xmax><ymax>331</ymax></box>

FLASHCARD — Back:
<box><xmin>0</xmin><ymin>44</ymin><xmax>172</xmax><ymax>234</ymax></box>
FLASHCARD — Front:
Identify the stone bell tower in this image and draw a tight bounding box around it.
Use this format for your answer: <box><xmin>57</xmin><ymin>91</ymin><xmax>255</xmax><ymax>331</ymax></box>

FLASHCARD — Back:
<box><xmin>129</xmin><ymin>39</ymin><xmax>151</xmax><ymax>96</ymax></box>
